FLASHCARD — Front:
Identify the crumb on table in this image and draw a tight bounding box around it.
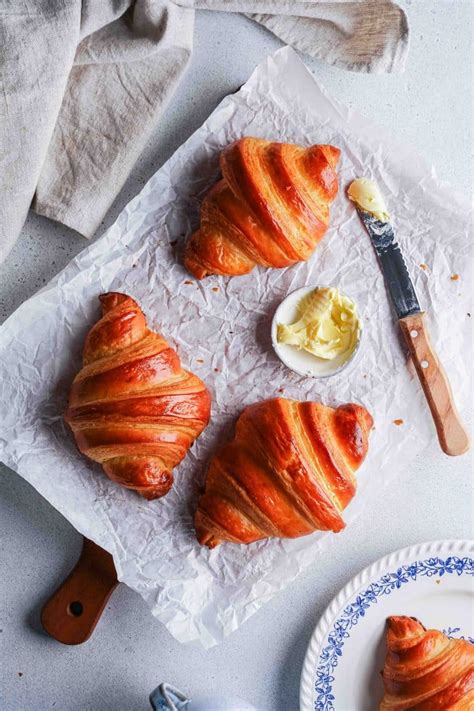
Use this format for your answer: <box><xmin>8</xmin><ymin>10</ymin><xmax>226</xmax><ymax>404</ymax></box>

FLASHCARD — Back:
<box><xmin>450</xmin><ymin>274</ymin><xmax>460</xmax><ymax>281</ymax></box>
<box><xmin>393</xmin><ymin>419</ymin><xmax>404</xmax><ymax>426</ymax></box>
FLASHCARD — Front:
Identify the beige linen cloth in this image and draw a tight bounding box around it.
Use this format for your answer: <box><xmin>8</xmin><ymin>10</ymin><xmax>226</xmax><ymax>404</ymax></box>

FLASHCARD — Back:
<box><xmin>0</xmin><ymin>0</ymin><xmax>409</xmax><ymax>264</ymax></box>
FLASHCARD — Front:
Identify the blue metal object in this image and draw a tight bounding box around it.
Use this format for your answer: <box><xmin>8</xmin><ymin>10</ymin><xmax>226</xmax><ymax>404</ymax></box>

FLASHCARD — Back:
<box><xmin>150</xmin><ymin>683</ymin><xmax>189</xmax><ymax>710</ymax></box>
<box><xmin>149</xmin><ymin>682</ymin><xmax>259</xmax><ymax>711</ymax></box>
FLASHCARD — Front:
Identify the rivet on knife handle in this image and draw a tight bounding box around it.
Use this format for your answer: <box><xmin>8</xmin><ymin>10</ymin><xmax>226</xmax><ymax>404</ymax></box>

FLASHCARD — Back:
<box><xmin>41</xmin><ymin>538</ymin><xmax>118</xmax><ymax>645</ymax></box>
<box><xmin>349</xmin><ymin>177</ymin><xmax>470</xmax><ymax>457</ymax></box>
<box><xmin>399</xmin><ymin>313</ymin><xmax>470</xmax><ymax>456</ymax></box>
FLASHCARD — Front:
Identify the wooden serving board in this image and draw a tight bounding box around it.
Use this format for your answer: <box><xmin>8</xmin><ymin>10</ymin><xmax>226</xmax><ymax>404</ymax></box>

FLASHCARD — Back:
<box><xmin>41</xmin><ymin>538</ymin><xmax>118</xmax><ymax>645</ymax></box>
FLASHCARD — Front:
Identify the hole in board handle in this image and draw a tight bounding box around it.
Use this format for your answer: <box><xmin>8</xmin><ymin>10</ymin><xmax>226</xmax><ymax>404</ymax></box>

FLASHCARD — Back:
<box><xmin>410</xmin><ymin>330</ymin><xmax>418</xmax><ymax>338</ymax></box>
<box><xmin>421</xmin><ymin>360</ymin><xmax>429</xmax><ymax>369</ymax></box>
<box><xmin>68</xmin><ymin>601</ymin><xmax>84</xmax><ymax>617</ymax></box>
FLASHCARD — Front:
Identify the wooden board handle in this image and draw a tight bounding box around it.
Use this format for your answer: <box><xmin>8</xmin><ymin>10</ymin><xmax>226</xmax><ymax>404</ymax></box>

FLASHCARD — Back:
<box><xmin>399</xmin><ymin>312</ymin><xmax>470</xmax><ymax>456</ymax></box>
<box><xmin>41</xmin><ymin>538</ymin><xmax>118</xmax><ymax>645</ymax></box>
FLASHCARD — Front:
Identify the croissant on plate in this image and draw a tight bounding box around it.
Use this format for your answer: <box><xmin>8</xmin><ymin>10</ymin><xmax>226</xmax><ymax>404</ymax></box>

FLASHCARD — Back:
<box><xmin>380</xmin><ymin>616</ymin><xmax>474</xmax><ymax>710</ymax></box>
<box><xmin>65</xmin><ymin>293</ymin><xmax>211</xmax><ymax>500</ymax></box>
<box><xmin>184</xmin><ymin>137</ymin><xmax>340</xmax><ymax>279</ymax></box>
<box><xmin>195</xmin><ymin>397</ymin><xmax>373</xmax><ymax>548</ymax></box>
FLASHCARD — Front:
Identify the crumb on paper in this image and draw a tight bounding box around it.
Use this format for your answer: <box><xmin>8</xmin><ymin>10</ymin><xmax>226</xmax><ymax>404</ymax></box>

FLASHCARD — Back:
<box><xmin>196</xmin><ymin>358</ymin><xmax>204</xmax><ymax>363</ymax></box>
<box><xmin>214</xmin><ymin>367</ymin><xmax>219</xmax><ymax>372</ymax></box>
<box><xmin>18</xmin><ymin>673</ymin><xmax>23</xmax><ymax>677</ymax></box>
<box><xmin>278</xmin><ymin>387</ymin><xmax>284</xmax><ymax>393</ymax></box>
<box><xmin>468</xmin><ymin>313</ymin><xmax>471</xmax><ymax>318</ymax></box>
<box><xmin>212</xmin><ymin>287</ymin><xmax>219</xmax><ymax>293</ymax></box>
<box><xmin>2</xmin><ymin>47</ymin><xmax>473</xmax><ymax>651</ymax></box>
<box><xmin>132</xmin><ymin>264</ymin><xmax>137</xmax><ymax>268</ymax></box>
<box><xmin>435</xmin><ymin>579</ymin><xmax>441</xmax><ymax>585</ymax></box>
<box><xmin>419</xmin><ymin>263</ymin><xmax>428</xmax><ymax>271</ymax></box>
<box><xmin>450</xmin><ymin>274</ymin><xmax>460</xmax><ymax>281</ymax></box>
<box><xmin>184</xmin><ymin>280</ymin><xmax>193</xmax><ymax>285</ymax></box>
<box><xmin>393</xmin><ymin>419</ymin><xmax>404</xmax><ymax>426</ymax></box>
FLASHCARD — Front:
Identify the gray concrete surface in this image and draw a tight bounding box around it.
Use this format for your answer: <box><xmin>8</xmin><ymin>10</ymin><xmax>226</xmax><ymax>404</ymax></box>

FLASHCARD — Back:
<box><xmin>1</xmin><ymin>3</ymin><xmax>473</xmax><ymax>710</ymax></box>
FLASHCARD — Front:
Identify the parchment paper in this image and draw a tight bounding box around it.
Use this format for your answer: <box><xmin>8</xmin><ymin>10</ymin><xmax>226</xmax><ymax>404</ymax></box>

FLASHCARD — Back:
<box><xmin>0</xmin><ymin>47</ymin><xmax>472</xmax><ymax>648</ymax></box>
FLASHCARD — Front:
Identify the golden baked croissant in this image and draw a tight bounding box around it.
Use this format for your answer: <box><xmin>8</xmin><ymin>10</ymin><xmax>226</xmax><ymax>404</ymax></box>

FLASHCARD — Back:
<box><xmin>184</xmin><ymin>137</ymin><xmax>340</xmax><ymax>279</ymax></box>
<box><xmin>195</xmin><ymin>397</ymin><xmax>373</xmax><ymax>547</ymax></box>
<box><xmin>65</xmin><ymin>293</ymin><xmax>211</xmax><ymax>500</ymax></box>
<box><xmin>380</xmin><ymin>616</ymin><xmax>474</xmax><ymax>710</ymax></box>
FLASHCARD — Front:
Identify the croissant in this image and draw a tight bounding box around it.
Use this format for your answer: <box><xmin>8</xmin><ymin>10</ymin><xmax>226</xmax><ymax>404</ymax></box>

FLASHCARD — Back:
<box><xmin>65</xmin><ymin>293</ymin><xmax>211</xmax><ymax>500</ymax></box>
<box><xmin>184</xmin><ymin>137</ymin><xmax>340</xmax><ymax>279</ymax></box>
<box><xmin>380</xmin><ymin>616</ymin><xmax>474</xmax><ymax>710</ymax></box>
<box><xmin>195</xmin><ymin>397</ymin><xmax>373</xmax><ymax>548</ymax></box>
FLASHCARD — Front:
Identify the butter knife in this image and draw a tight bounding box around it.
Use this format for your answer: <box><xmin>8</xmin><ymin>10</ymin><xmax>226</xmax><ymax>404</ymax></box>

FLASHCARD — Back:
<box><xmin>356</xmin><ymin>209</ymin><xmax>470</xmax><ymax>457</ymax></box>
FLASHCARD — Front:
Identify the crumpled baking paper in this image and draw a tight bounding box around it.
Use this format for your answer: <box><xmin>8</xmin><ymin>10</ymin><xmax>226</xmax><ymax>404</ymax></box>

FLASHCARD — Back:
<box><xmin>0</xmin><ymin>47</ymin><xmax>472</xmax><ymax>648</ymax></box>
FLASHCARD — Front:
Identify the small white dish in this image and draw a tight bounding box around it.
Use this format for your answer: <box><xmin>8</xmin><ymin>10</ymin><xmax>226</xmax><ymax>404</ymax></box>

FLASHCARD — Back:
<box><xmin>299</xmin><ymin>540</ymin><xmax>474</xmax><ymax>711</ymax></box>
<box><xmin>271</xmin><ymin>285</ymin><xmax>362</xmax><ymax>378</ymax></box>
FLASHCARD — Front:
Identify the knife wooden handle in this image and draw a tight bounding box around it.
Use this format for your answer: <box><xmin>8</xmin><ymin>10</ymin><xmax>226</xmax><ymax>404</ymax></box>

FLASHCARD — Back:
<box><xmin>399</xmin><ymin>312</ymin><xmax>470</xmax><ymax>456</ymax></box>
<box><xmin>41</xmin><ymin>538</ymin><xmax>118</xmax><ymax>645</ymax></box>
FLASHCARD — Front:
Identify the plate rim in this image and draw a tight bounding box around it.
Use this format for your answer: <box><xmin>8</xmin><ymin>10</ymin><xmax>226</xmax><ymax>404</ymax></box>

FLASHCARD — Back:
<box><xmin>299</xmin><ymin>539</ymin><xmax>474</xmax><ymax>711</ymax></box>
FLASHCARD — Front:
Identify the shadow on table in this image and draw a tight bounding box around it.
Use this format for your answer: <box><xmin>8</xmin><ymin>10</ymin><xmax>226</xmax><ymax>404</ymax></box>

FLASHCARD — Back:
<box><xmin>276</xmin><ymin>612</ymin><xmax>316</xmax><ymax>710</ymax></box>
<box><xmin>0</xmin><ymin>468</ymin><xmax>82</xmax><ymax>639</ymax></box>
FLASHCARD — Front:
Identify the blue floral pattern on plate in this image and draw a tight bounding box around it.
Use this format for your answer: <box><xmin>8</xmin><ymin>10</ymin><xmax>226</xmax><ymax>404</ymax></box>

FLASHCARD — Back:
<box><xmin>314</xmin><ymin>556</ymin><xmax>474</xmax><ymax>711</ymax></box>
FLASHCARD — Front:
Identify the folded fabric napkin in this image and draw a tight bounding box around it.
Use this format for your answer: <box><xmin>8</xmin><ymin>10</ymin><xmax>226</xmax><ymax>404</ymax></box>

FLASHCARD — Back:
<box><xmin>0</xmin><ymin>0</ymin><xmax>409</xmax><ymax>264</ymax></box>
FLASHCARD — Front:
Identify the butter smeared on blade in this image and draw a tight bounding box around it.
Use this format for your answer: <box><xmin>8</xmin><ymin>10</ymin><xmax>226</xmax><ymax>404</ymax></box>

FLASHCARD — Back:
<box><xmin>277</xmin><ymin>287</ymin><xmax>360</xmax><ymax>361</ymax></box>
<box><xmin>349</xmin><ymin>177</ymin><xmax>470</xmax><ymax>456</ymax></box>
<box><xmin>348</xmin><ymin>178</ymin><xmax>390</xmax><ymax>222</ymax></box>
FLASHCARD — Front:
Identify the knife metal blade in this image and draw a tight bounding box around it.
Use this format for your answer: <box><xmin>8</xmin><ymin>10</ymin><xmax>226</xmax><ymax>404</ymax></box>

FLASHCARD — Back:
<box><xmin>357</xmin><ymin>210</ymin><xmax>420</xmax><ymax>319</ymax></box>
<box><xmin>354</xmin><ymin>204</ymin><xmax>469</xmax><ymax>456</ymax></box>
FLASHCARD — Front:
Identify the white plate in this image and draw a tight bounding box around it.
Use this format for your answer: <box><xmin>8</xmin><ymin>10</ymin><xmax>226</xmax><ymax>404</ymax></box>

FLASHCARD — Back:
<box><xmin>300</xmin><ymin>540</ymin><xmax>474</xmax><ymax>711</ymax></box>
<box><xmin>270</xmin><ymin>285</ymin><xmax>363</xmax><ymax>379</ymax></box>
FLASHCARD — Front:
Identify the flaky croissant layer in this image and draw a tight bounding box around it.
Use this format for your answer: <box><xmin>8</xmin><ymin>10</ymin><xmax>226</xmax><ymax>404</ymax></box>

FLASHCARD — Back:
<box><xmin>195</xmin><ymin>397</ymin><xmax>373</xmax><ymax>548</ymax></box>
<box><xmin>184</xmin><ymin>137</ymin><xmax>341</xmax><ymax>279</ymax></box>
<box><xmin>65</xmin><ymin>293</ymin><xmax>211</xmax><ymax>499</ymax></box>
<box><xmin>380</xmin><ymin>616</ymin><xmax>474</xmax><ymax>710</ymax></box>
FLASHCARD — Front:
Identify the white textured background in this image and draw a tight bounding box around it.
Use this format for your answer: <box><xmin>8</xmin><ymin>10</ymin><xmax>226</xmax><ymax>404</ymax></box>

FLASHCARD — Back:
<box><xmin>1</xmin><ymin>2</ymin><xmax>473</xmax><ymax>710</ymax></box>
